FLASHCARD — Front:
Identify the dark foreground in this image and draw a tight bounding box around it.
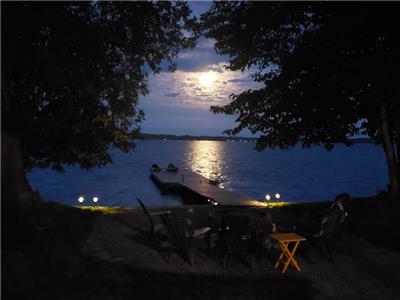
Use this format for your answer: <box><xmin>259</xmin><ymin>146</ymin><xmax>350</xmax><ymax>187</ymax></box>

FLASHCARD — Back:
<box><xmin>3</xmin><ymin>195</ymin><xmax>400</xmax><ymax>299</ymax></box>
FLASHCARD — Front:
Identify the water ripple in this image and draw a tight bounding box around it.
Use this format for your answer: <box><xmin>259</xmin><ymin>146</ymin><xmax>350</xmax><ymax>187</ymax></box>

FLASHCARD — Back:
<box><xmin>28</xmin><ymin>140</ymin><xmax>387</xmax><ymax>206</ymax></box>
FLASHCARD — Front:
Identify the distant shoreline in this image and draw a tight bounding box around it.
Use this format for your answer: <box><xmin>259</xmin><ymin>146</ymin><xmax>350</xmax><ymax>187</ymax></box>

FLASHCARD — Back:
<box><xmin>139</xmin><ymin>133</ymin><xmax>376</xmax><ymax>144</ymax></box>
<box><xmin>139</xmin><ymin>133</ymin><xmax>257</xmax><ymax>142</ymax></box>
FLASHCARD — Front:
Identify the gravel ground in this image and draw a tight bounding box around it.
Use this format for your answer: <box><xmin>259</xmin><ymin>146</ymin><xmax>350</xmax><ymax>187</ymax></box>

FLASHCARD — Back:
<box><xmin>5</xmin><ymin>201</ymin><xmax>400</xmax><ymax>299</ymax></box>
<box><xmin>83</xmin><ymin>205</ymin><xmax>400</xmax><ymax>299</ymax></box>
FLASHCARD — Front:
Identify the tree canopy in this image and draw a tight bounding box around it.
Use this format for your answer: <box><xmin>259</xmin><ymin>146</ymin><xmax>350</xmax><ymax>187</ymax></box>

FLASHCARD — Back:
<box><xmin>202</xmin><ymin>2</ymin><xmax>400</xmax><ymax>200</ymax></box>
<box><xmin>2</xmin><ymin>1</ymin><xmax>197</xmax><ymax>171</ymax></box>
<box><xmin>202</xmin><ymin>2</ymin><xmax>400</xmax><ymax>151</ymax></box>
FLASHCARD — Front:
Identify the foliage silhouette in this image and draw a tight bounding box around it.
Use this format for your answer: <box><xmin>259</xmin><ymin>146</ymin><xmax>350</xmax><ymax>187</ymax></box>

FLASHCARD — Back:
<box><xmin>202</xmin><ymin>2</ymin><xmax>400</xmax><ymax>200</ymax></box>
<box><xmin>2</xmin><ymin>2</ymin><xmax>197</xmax><ymax>171</ymax></box>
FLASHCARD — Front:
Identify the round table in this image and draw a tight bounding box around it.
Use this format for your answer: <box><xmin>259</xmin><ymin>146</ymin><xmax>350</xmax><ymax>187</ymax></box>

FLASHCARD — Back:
<box><xmin>206</xmin><ymin>208</ymin><xmax>274</xmax><ymax>258</ymax></box>
<box><xmin>208</xmin><ymin>209</ymin><xmax>272</xmax><ymax>232</ymax></box>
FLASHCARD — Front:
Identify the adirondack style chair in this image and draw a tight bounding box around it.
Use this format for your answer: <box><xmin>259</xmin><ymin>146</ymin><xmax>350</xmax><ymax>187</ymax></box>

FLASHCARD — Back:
<box><xmin>217</xmin><ymin>214</ymin><xmax>257</xmax><ymax>269</ymax></box>
<box><xmin>158</xmin><ymin>212</ymin><xmax>211</xmax><ymax>265</ymax></box>
<box><xmin>158</xmin><ymin>213</ymin><xmax>195</xmax><ymax>265</ymax></box>
<box><xmin>295</xmin><ymin>210</ymin><xmax>347</xmax><ymax>261</ymax></box>
<box><xmin>136</xmin><ymin>198</ymin><xmax>171</xmax><ymax>239</ymax></box>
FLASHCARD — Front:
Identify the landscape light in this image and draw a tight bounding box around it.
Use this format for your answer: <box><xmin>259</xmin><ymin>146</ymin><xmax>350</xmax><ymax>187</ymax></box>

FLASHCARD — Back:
<box><xmin>275</xmin><ymin>193</ymin><xmax>281</xmax><ymax>199</ymax></box>
<box><xmin>213</xmin><ymin>202</ymin><xmax>218</xmax><ymax>206</ymax></box>
<box><xmin>93</xmin><ymin>196</ymin><xmax>99</xmax><ymax>203</ymax></box>
<box><xmin>265</xmin><ymin>194</ymin><xmax>271</xmax><ymax>201</ymax></box>
<box><xmin>78</xmin><ymin>196</ymin><xmax>84</xmax><ymax>203</ymax></box>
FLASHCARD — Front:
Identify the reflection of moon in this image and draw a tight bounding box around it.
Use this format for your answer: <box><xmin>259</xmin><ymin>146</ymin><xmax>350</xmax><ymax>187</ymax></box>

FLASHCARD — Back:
<box><xmin>187</xmin><ymin>141</ymin><xmax>223</xmax><ymax>182</ymax></box>
<box><xmin>199</xmin><ymin>72</ymin><xmax>216</xmax><ymax>87</ymax></box>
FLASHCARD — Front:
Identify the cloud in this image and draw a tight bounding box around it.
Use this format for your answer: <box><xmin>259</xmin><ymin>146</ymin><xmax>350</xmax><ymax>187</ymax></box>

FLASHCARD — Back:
<box><xmin>206</xmin><ymin>63</ymin><xmax>226</xmax><ymax>73</ymax></box>
<box><xmin>138</xmin><ymin>30</ymin><xmax>262</xmax><ymax>136</ymax></box>
<box><xmin>143</xmin><ymin>67</ymin><xmax>261</xmax><ymax>110</ymax></box>
<box><xmin>164</xmin><ymin>92</ymin><xmax>180</xmax><ymax>97</ymax></box>
<box><xmin>171</xmin><ymin>37</ymin><xmax>230</xmax><ymax>72</ymax></box>
<box><xmin>176</xmin><ymin>50</ymin><xmax>225</xmax><ymax>72</ymax></box>
<box><xmin>228</xmin><ymin>78</ymin><xmax>254</xmax><ymax>83</ymax></box>
<box><xmin>196</xmin><ymin>38</ymin><xmax>216</xmax><ymax>48</ymax></box>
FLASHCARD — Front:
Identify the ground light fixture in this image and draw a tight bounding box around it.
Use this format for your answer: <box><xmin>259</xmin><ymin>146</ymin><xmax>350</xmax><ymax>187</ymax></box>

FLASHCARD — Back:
<box><xmin>93</xmin><ymin>196</ymin><xmax>99</xmax><ymax>203</ymax></box>
<box><xmin>78</xmin><ymin>196</ymin><xmax>84</xmax><ymax>203</ymax></box>
<box><xmin>275</xmin><ymin>193</ymin><xmax>281</xmax><ymax>199</ymax></box>
<box><xmin>265</xmin><ymin>194</ymin><xmax>271</xmax><ymax>201</ymax></box>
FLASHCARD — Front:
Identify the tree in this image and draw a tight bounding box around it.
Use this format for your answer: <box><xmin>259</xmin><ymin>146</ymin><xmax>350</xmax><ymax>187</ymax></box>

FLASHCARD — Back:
<box><xmin>202</xmin><ymin>2</ymin><xmax>400</xmax><ymax>201</ymax></box>
<box><xmin>2</xmin><ymin>2</ymin><xmax>197</xmax><ymax>206</ymax></box>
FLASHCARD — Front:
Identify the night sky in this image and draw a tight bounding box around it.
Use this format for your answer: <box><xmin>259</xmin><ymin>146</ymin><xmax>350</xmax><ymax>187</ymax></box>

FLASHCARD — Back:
<box><xmin>139</xmin><ymin>1</ymin><xmax>260</xmax><ymax>136</ymax></box>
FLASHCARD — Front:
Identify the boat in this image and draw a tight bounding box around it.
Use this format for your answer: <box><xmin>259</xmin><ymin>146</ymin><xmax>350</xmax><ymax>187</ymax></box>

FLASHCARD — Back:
<box><xmin>167</xmin><ymin>163</ymin><xmax>179</xmax><ymax>172</ymax></box>
<box><xmin>208</xmin><ymin>178</ymin><xmax>220</xmax><ymax>186</ymax></box>
<box><xmin>150</xmin><ymin>164</ymin><xmax>162</xmax><ymax>172</ymax></box>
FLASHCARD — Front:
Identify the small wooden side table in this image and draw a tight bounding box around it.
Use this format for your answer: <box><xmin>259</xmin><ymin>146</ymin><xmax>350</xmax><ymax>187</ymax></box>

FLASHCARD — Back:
<box><xmin>270</xmin><ymin>233</ymin><xmax>306</xmax><ymax>274</ymax></box>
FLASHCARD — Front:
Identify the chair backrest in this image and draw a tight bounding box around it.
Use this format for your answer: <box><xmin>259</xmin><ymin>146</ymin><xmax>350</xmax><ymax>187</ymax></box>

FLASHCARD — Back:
<box><xmin>221</xmin><ymin>214</ymin><xmax>252</xmax><ymax>250</ymax></box>
<box><xmin>136</xmin><ymin>198</ymin><xmax>154</xmax><ymax>228</ymax></box>
<box><xmin>223</xmin><ymin>214</ymin><xmax>250</xmax><ymax>235</ymax></box>
<box><xmin>159</xmin><ymin>213</ymin><xmax>193</xmax><ymax>248</ymax></box>
<box><xmin>319</xmin><ymin>210</ymin><xmax>346</xmax><ymax>240</ymax></box>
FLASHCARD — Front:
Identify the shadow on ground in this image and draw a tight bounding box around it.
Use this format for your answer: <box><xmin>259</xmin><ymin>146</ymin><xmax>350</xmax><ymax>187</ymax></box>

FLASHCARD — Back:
<box><xmin>4</xmin><ymin>195</ymin><xmax>400</xmax><ymax>299</ymax></box>
<box><xmin>3</xmin><ymin>201</ymin><xmax>314</xmax><ymax>300</ymax></box>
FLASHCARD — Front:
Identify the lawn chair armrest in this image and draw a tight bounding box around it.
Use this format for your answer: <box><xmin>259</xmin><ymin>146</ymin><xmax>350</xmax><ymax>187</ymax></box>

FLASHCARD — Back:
<box><xmin>150</xmin><ymin>210</ymin><xmax>172</xmax><ymax>216</ymax></box>
<box><xmin>193</xmin><ymin>226</ymin><xmax>211</xmax><ymax>238</ymax></box>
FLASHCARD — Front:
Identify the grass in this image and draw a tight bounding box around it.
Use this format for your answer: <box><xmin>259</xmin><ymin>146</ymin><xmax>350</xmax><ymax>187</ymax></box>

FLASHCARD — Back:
<box><xmin>74</xmin><ymin>205</ymin><xmax>132</xmax><ymax>214</ymax></box>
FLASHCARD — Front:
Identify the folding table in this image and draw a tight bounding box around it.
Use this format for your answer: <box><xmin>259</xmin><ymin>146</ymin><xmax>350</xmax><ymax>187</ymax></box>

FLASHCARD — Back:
<box><xmin>270</xmin><ymin>233</ymin><xmax>306</xmax><ymax>274</ymax></box>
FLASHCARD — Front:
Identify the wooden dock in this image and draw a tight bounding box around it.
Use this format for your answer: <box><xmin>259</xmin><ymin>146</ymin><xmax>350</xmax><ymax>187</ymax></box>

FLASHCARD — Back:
<box><xmin>151</xmin><ymin>169</ymin><xmax>265</xmax><ymax>207</ymax></box>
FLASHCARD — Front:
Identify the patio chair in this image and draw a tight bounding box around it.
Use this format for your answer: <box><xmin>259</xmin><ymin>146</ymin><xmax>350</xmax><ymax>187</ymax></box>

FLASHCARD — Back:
<box><xmin>158</xmin><ymin>212</ymin><xmax>210</xmax><ymax>265</ymax></box>
<box><xmin>136</xmin><ymin>198</ymin><xmax>171</xmax><ymax>239</ymax></box>
<box><xmin>217</xmin><ymin>214</ymin><xmax>257</xmax><ymax>269</ymax></box>
<box><xmin>295</xmin><ymin>210</ymin><xmax>347</xmax><ymax>261</ymax></box>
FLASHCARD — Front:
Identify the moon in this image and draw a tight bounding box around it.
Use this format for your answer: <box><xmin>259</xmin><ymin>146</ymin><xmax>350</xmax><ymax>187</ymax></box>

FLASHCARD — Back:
<box><xmin>199</xmin><ymin>72</ymin><xmax>216</xmax><ymax>87</ymax></box>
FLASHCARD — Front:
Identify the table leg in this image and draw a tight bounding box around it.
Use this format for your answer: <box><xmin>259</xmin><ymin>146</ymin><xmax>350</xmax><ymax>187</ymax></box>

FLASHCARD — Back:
<box><xmin>275</xmin><ymin>241</ymin><xmax>302</xmax><ymax>274</ymax></box>
<box><xmin>282</xmin><ymin>241</ymin><xmax>301</xmax><ymax>273</ymax></box>
<box><xmin>274</xmin><ymin>249</ymin><xmax>285</xmax><ymax>269</ymax></box>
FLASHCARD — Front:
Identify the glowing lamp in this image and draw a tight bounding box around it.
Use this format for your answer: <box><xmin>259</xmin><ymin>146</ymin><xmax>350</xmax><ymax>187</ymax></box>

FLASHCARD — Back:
<box><xmin>93</xmin><ymin>196</ymin><xmax>99</xmax><ymax>203</ymax></box>
<box><xmin>275</xmin><ymin>193</ymin><xmax>281</xmax><ymax>199</ymax></box>
<box><xmin>265</xmin><ymin>194</ymin><xmax>271</xmax><ymax>201</ymax></box>
<box><xmin>78</xmin><ymin>196</ymin><xmax>84</xmax><ymax>203</ymax></box>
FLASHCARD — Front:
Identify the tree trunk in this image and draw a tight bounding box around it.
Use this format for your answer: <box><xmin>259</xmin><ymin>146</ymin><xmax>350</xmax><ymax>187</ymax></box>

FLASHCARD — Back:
<box><xmin>396</xmin><ymin>120</ymin><xmax>400</xmax><ymax>171</ymax></box>
<box><xmin>379</xmin><ymin>104</ymin><xmax>400</xmax><ymax>202</ymax></box>
<box><xmin>1</xmin><ymin>132</ymin><xmax>34</xmax><ymax>208</ymax></box>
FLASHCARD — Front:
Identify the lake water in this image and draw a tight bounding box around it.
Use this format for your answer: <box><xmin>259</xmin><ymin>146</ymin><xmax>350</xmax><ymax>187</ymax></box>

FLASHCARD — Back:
<box><xmin>28</xmin><ymin>140</ymin><xmax>387</xmax><ymax>207</ymax></box>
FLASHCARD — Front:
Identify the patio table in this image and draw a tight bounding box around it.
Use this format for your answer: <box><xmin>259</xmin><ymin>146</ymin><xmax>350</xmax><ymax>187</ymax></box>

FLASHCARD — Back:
<box><xmin>206</xmin><ymin>209</ymin><xmax>273</xmax><ymax>252</ymax></box>
<box><xmin>270</xmin><ymin>232</ymin><xmax>306</xmax><ymax>274</ymax></box>
<box><xmin>208</xmin><ymin>209</ymin><xmax>272</xmax><ymax>233</ymax></box>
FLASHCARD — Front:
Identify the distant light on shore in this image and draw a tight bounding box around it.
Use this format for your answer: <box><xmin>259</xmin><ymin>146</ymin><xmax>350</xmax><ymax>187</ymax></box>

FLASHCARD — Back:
<box><xmin>93</xmin><ymin>196</ymin><xmax>99</xmax><ymax>203</ymax></box>
<box><xmin>78</xmin><ymin>196</ymin><xmax>84</xmax><ymax>203</ymax></box>
<box><xmin>265</xmin><ymin>194</ymin><xmax>271</xmax><ymax>201</ymax></box>
<box><xmin>275</xmin><ymin>193</ymin><xmax>281</xmax><ymax>199</ymax></box>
